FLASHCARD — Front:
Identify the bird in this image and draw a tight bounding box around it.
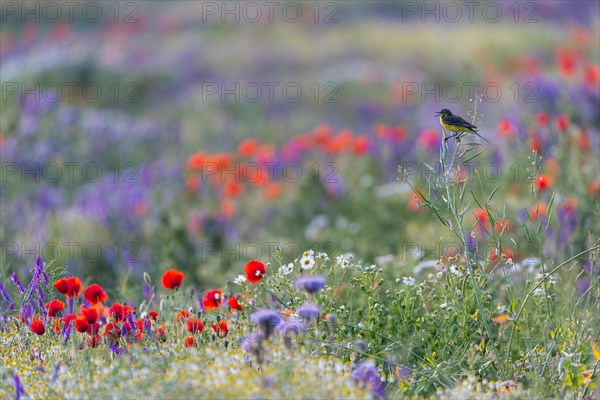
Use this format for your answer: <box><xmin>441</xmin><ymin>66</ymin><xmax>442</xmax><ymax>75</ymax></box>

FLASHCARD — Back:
<box><xmin>435</xmin><ymin>109</ymin><xmax>489</xmax><ymax>143</ymax></box>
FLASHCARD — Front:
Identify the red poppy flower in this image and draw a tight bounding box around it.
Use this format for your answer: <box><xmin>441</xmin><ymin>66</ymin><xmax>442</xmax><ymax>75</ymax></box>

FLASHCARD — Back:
<box><xmin>473</xmin><ymin>208</ymin><xmax>491</xmax><ymax>233</ymax></box>
<box><xmin>578</xmin><ymin>131</ymin><xmax>590</xmax><ymax>152</ymax></box>
<box><xmin>155</xmin><ymin>326</ymin><xmax>167</xmax><ymax>342</ymax></box>
<box><xmin>224</xmin><ymin>181</ymin><xmax>243</xmax><ymax>198</ymax></box>
<box><xmin>585</xmin><ymin>64</ymin><xmax>600</xmax><ymax>87</ymax></box>
<box><xmin>557</xmin><ymin>48</ymin><xmax>577</xmax><ymax>78</ymax></box>
<box><xmin>418</xmin><ymin>129</ymin><xmax>440</xmax><ymax>153</ymax></box>
<box><xmin>393</xmin><ymin>125</ymin><xmax>407</xmax><ymax>141</ymax></box>
<box><xmin>45</xmin><ymin>299</ymin><xmax>65</xmax><ymax>318</ymax></box>
<box><xmin>103</xmin><ymin>322</ymin><xmax>122</xmax><ymax>342</ymax></box>
<box><xmin>210</xmin><ymin>153</ymin><xmax>234</xmax><ymax>171</ymax></box>
<box><xmin>244</xmin><ymin>260</ymin><xmax>266</xmax><ymax>283</ymax></box>
<box><xmin>530</xmin><ymin>134</ymin><xmax>542</xmax><ymax>153</ymax></box>
<box><xmin>187</xmin><ymin>151</ymin><xmax>207</xmax><ymax>170</ymax></box>
<box><xmin>375</xmin><ymin>124</ymin><xmax>391</xmax><ymax>140</ymax></box>
<box><xmin>555</xmin><ymin>115</ymin><xmax>570</xmax><ymax>132</ymax></box>
<box><xmin>89</xmin><ymin>322</ymin><xmax>100</xmax><ymax>335</ymax></box>
<box><xmin>54</xmin><ymin>277</ymin><xmax>83</xmax><ymax>298</ymax></box>
<box><xmin>536</xmin><ymin>112</ymin><xmax>549</xmax><ymax>127</ymax></box>
<box><xmin>62</xmin><ymin>314</ymin><xmax>77</xmax><ymax>326</ymax></box>
<box><xmin>186</xmin><ymin>175</ymin><xmax>200</xmax><ymax>193</ymax></box>
<box><xmin>123</xmin><ymin>305</ymin><xmax>134</xmax><ymax>317</ymax></box>
<box><xmin>53</xmin><ymin>278</ymin><xmax>69</xmax><ymax>295</ymax></box>
<box><xmin>263</xmin><ymin>183</ymin><xmax>282</xmax><ymax>199</ymax></box>
<box><xmin>535</xmin><ymin>175</ymin><xmax>552</xmax><ymax>191</ymax></box>
<box><xmin>81</xmin><ymin>306</ymin><xmax>99</xmax><ymax>324</ymax></box>
<box><xmin>497</xmin><ymin>118</ymin><xmax>514</xmax><ymax>136</ymax></box>
<box><xmin>186</xmin><ymin>317</ymin><xmax>204</xmax><ymax>334</ymax></box>
<box><xmin>30</xmin><ymin>317</ymin><xmax>45</xmax><ymax>335</ymax></box>
<box><xmin>75</xmin><ymin>316</ymin><xmax>90</xmax><ymax>333</ymax></box>
<box><xmin>52</xmin><ymin>318</ymin><xmax>62</xmax><ymax>333</ymax></box>
<box><xmin>588</xmin><ymin>180</ymin><xmax>600</xmax><ymax>198</ymax></box>
<box><xmin>109</xmin><ymin>303</ymin><xmax>125</xmax><ymax>321</ymax></box>
<box><xmin>148</xmin><ymin>311</ymin><xmax>159</xmax><ymax>321</ymax></box>
<box><xmin>202</xmin><ymin>289</ymin><xmax>223</xmax><ymax>310</ymax></box>
<box><xmin>84</xmin><ymin>284</ymin><xmax>108</xmax><ymax>305</ymax></box>
<box><xmin>162</xmin><ymin>269</ymin><xmax>185</xmax><ymax>290</ymax></box>
<box><xmin>228</xmin><ymin>296</ymin><xmax>242</xmax><ymax>311</ymax></box>
<box><xmin>211</xmin><ymin>320</ymin><xmax>229</xmax><ymax>338</ymax></box>
<box><xmin>133</xmin><ymin>319</ymin><xmax>144</xmax><ymax>342</ymax></box>
<box><xmin>176</xmin><ymin>310</ymin><xmax>190</xmax><ymax>324</ymax></box>
<box><xmin>352</xmin><ymin>136</ymin><xmax>370</xmax><ymax>155</ymax></box>
<box><xmin>86</xmin><ymin>334</ymin><xmax>102</xmax><ymax>348</ymax></box>
<box><xmin>530</xmin><ymin>203</ymin><xmax>548</xmax><ymax>220</ymax></box>
<box><xmin>66</xmin><ymin>277</ymin><xmax>82</xmax><ymax>298</ymax></box>
<box><xmin>220</xmin><ymin>199</ymin><xmax>236</xmax><ymax>218</ymax></box>
<box><xmin>494</xmin><ymin>218</ymin><xmax>510</xmax><ymax>233</ymax></box>
<box><xmin>490</xmin><ymin>248</ymin><xmax>517</xmax><ymax>263</ymax></box>
<box><xmin>238</xmin><ymin>138</ymin><xmax>259</xmax><ymax>157</ymax></box>
<box><xmin>184</xmin><ymin>336</ymin><xmax>196</xmax><ymax>347</ymax></box>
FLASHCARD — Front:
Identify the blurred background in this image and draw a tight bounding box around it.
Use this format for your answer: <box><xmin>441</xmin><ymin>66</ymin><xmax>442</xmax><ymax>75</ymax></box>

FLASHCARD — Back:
<box><xmin>1</xmin><ymin>1</ymin><xmax>599</xmax><ymax>295</ymax></box>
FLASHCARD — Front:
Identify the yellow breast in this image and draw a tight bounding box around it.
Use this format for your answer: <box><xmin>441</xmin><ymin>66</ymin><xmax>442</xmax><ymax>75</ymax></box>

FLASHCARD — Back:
<box><xmin>440</xmin><ymin>116</ymin><xmax>466</xmax><ymax>133</ymax></box>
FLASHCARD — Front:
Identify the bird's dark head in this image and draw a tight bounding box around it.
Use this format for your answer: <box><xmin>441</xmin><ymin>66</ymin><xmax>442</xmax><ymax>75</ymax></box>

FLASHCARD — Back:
<box><xmin>435</xmin><ymin>109</ymin><xmax>452</xmax><ymax>117</ymax></box>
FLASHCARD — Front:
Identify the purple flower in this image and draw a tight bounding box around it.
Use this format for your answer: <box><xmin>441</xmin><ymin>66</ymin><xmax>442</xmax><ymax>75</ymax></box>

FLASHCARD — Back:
<box><xmin>142</xmin><ymin>282</ymin><xmax>152</xmax><ymax>301</ymax></box>
<box><xmin>577</xmin><ymin>259</ymin><xmax>599</xmax><ymax>298</ymax></box>
<box><xmin>557</xmin><ymin>201</ymin><xmax>578</xmax><ymax>244</ymax></box>
<box><xmin>241</xmin><ymin>331</ymin><xmax>263</xmax><ymax>353</ymax></box>
<box><xmin>13</xmin><ymin>374</ymin><xmax>26</xmax><ymax>400</ymax></box>
<box><xmin>20</xmin><ymin>303</ymin><xmax>33</xmax><ymax>324</ymax></box>
<box><xmin>36</xmin><ymin>285</ymin><xmax>45</xmax><ymax>308</ymax></box>
<box><xmin>250</xmin><ymin>309</ymin><xmax>282</xmax><ymax>339</ymax></box>
<box><xmin>109</xmin><ymin>341</ymin><xmax>128</xmax><ymax>355</ymax></box>
<box><xmin>297</xmin><ymin>303</ymin><xmax>321</xmax><ymax>322</ymax></box>
<box><xmin>125</xmin><ymin>311</ymin><xmax>137</xmax><ymax>336</ymax></box>
<box><xmin>295</xmin><ymin>276</ymin><xmax>325</xmax><ymax>294</ymax></box>
<box><xmin>62</xmin><ymin>319</ymin><xmax>73</xmax><ymax>343</ymax></box>
<box><xmin>353</xmin><ymin>340</ymin><xmax>368</xmax><ymax>353</ymax></box>
<box><xmin>11</xmin><ymin>272</ymin><xmax>25</xmax><ymax>294</ymax></box>
<box><xmin>143</xmin><ymin>318</ymin><xmax>155</xmax><ymax>342</ymax></box>
<box><xmin>276</xmin><ymin>319</ymin><xmax>306</xmax><ymax>338</ymax></box>
<box><xmin>67</xmin><ymin>297</ymin><xmax>74</xmax><ymax>314</ymax></box>
<box><xmin>37</xmin><ymin>256</ymin><xmax>48</xmax><ymax>285</ymax></box>
<box><xmin>0</xmin><ymin>281</ymin><xmax>13</xmax><ymax>304</ymax></box>
<box><xmin>52</xmin><ymin>362</ymin><xmax>61</xmax><ymax>383</ymax></box>
<box><xmin>351</xmin><ymin>361</ymin><xmax>385</xmax><ymax>400</ymax></box>
<box><xmin>241</xmin><ymin>331</ymin><xmax>265</xmax><ymax>364</ymax></box>
<box><xmin>276</xmin><ymin>319</ymin><xmax>306</xmax><ymax>348</ymax></box>
<box><xmin>465</xmin><ymin>231</ymin><xmax>477</xmax><ymax>257</ymax></box>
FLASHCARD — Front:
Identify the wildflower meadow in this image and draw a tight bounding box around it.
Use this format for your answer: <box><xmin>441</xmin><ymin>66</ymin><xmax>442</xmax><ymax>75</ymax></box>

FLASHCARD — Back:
<box><xmin>1</xmin><ymin>2</ymin><xmax>599</xmax><ymax>399</ymax></box>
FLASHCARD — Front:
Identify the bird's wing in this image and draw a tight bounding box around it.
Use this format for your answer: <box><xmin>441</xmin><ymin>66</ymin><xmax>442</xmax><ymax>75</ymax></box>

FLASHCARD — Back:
<box><xmin>445</xmin><ymin>115</ymin><xmax>478</xmax><ymax>131</ymax></box>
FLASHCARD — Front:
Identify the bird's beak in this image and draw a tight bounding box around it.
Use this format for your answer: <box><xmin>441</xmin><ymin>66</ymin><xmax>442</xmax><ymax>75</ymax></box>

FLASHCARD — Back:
<box><xmin>435</xmin><ymin>112</ymin><xmax>441</xmax><ymax>116</ymax></box>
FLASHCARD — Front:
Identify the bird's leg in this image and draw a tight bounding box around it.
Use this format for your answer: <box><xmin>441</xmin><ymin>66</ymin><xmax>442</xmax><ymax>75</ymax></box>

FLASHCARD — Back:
<box><xmin>444</xmin><ymin>133</ymin><xmax>458</xmax><ymax>142</ymax></box>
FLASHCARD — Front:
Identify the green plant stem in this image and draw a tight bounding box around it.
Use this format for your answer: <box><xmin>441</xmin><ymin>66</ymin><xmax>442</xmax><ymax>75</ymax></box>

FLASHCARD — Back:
<box><xmin>440</xmin><ymin>136</ymin><xmax>507</xmax><ymax>381</ymax></box>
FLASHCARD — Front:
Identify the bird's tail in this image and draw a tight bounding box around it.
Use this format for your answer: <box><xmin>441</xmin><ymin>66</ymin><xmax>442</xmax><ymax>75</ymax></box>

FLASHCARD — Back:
<box><xmin>458</xmin><ymin>129</ymin><xmax>489</xmax><ymax>144</ymax></box>
<box><xmin>468</xmin><ymin>128</ymin><xmax>489</xmax><ymax>143</ymax></box>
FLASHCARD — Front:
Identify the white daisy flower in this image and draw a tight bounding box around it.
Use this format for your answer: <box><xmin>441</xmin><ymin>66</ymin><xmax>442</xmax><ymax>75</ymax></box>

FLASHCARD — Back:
<box><xmin>336</xmin><ymin>255</ymin><xmax>350</xmax><ymax>269</ymax></box>
<box><xmin>302</xmin><ymin>249</ymin><xmax>315</xmax><ymax>258</ymax></box>
<box><xmin>402</xmin><ymin>276</ymin><xmax>416</xmax><ymax>287</ymax></box>
<box><xmin>280</xmin><ymin>263</ymin><xmax>294</xmax><ymax>275</ymax></box>
<box><xmin>300</xmin><ymin>253</ymin><xmax>315</xmax><ymax>270</ymax></box>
